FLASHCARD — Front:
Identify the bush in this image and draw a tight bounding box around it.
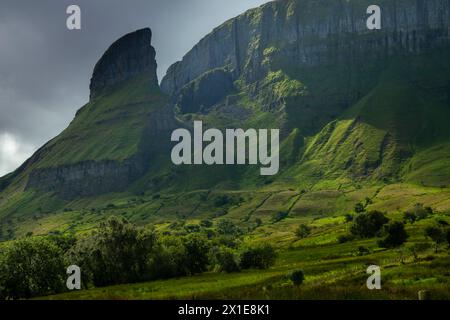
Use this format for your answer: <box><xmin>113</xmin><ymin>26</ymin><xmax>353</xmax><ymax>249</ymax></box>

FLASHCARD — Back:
<box><xmin>66</xmin><ymin>216</ymin><xmax>158</xmax><ymax>287</ymax></box>
<box><xmin>240</xmin><ymin>244</ymin><xmax>277</xmax><ymax>270</ymax></box>
<box><xmin>0</xmin><ymin>238</ymin><xmax>66</xmax><ymax>299</ymax></box>
<box><xmin>425</xmin><ymin>226</ymin><xmax>446</xmax><ymax>253</ymax></box>
<box><xmin>272</xmin><ymin>211</ymin><xmax>288</xmax><ymax>223</ymax></box>
<box><xmin>215</xmin><ymin>248</ymin><xmax>240</xmax><ymax>273</ymax></box>
<box><xmin>217</xmin><ymin>219</ymin><xmax>241</xmax><ymax>236</ymax></box>
<box><xmin>354</xmin><ymin>202</ymin><xmax>365</xmax><ymax>213</ymax></box>
<box><xmin>290</xmin><ymin>270</ymin><xmax>305</xmax><ymax>286</ymax></box>
<box><xmin>200</xmin><ymin>219</ymin><xmax>213</xmax><ymax>228</ymax></box>
<box><xmin>214</xmin><ymin>195</ymin><xmax>232</xmax><ymax>207</ymax></box>
<box><xmin>403</xmin><ymin>212</ymin><xmax>417</xmax><ymax>224</ymax></box>
<box><xmin>295</xmin><ymin>224</ymin><xmax>311</xmax><ymax>239</ymax></box>
<box><xmin>181</xmin><ymin>234</ymin><xmax>210</xmax><ymax>275</ymax></box>
<box><xmin>350</xmin><ymin>211</ymin><xmax>389</xmax><ymax>238</ymax></box>
<box><xmin>337</xmin><ymin>234</ymin><xmax>355</xmax><ymax>243</ymax></box>
<box><xmin>378</xmin><ymin>222</ymin><xmax>409</xmax><ymax>248</ymax></box>
<box><xmin>344</xmin><ymin>214</ymin><xmax>354</xmax><ymax>223</ymax></box>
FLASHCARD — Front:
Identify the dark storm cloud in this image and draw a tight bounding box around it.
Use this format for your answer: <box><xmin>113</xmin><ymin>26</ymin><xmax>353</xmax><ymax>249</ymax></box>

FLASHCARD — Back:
<box><xmin>0</xmin><ymin>0</ymin><xmax>269</xmax><ymax>175</ymax></box>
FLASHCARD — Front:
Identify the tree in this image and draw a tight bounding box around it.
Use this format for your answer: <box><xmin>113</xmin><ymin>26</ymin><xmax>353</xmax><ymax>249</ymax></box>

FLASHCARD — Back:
<box><xmin>295</xmin><ymin>224</ymin><xmax>311</xmax><ymax>239</ymax></box>
<box><xmin>0</xmin><ymin>238</ymin><xmax>66</xmax><ymax>299</ymax></box>
<box><xmin>425</xmin><ymin>226</ymin><xmax>445</xmax><ymax>253</ymax></box>
<box><xmin>182</xmin><ymin>234</ymin><xmax>210</xmax><ymax>275</ymax></box>
<box><xmin>217</xmin><ymin>219</ymin><xmax>241</xmax><ymax>236</ymax></box>
<box><xmin>215</xmin><ymin>248</ymin><xmax>240</xmax><ymax>273</ymax></box>
<box><xmin>378</xmin><ymin>221</ymin><xmax>409</xmax><ymax>248</ymax></box>
<box><xmin>200</xmin><ymin>219</ymin><xmax>213</xmax><ymax>228</ymax></box>
<box><xmin>403</xmin><ymin>211</ymin><xmax>417</xmax><ymax>224</ymax></box>
<box><xmin>271</xmin><ymin>211</ymin><xmax>288</xmax><ymax>223</ymax></box>
<box><xmin>240</xmin><ymin>244</ymin><xmax>277</xmax><ymax>270</ymax></box>
<box><xmin>67</xmin><ymin>216</ymin><xmax>158</xmax><ymax>287</ymax></box>
<box><xmin>354</xmin><ymin>202</ymin><xmax>365</xmax><ymax>213</ymax></box>
<box><xmin>290</xmin><ymin>270</ymin><xmax>305</xmax><ymax>286</ymax></box>
<box><xmin>350</xmin><ymin>211</ymin><xmax>389</xmax><ymax>238</ymax></box>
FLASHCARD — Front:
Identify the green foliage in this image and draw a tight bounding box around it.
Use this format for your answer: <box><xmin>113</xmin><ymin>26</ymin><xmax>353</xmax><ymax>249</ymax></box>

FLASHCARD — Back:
<box><xmin>337</xmin><ymin>234</ymin><xmax>355</xmax><ymax>244</ymax></box>
<box><xmin>425</xmin><ymin>226</ymin><xmax>446</xmax><ymax>253</ymax></box>
<box><xmin>181</xmin><ymin>235</ymin><xmax>210</xmax><ymax>275</ymax></box>
<box><xmin>200</xmin><ymin>219</ymin><xmax>213</xmax><ymax>228</ymax></box>
<box><xmin>217</xmin><ymin>219</ymin><xmax>241</xmax><ymax>236</ymax></box>
<box><xmin>350</xmin><ymin>211</ymin><xmax>389</xmax><ymax>238</ymax></box>
<box><xmin>239</xmin><ymin>244</ymin><xmax>277</xmax><ymax>270</ymax></box>
<box><xmin>215</xmin><ymin>247</ymin><xmax>240</xmax><ymax>273</ymax></box>
<box><xmin>271</xmin><ymin>211</ymin><xmax>289</xmax><ymax>223</ymax></box>
<box><xmin>289</xmin><ymin>270</ymin><xmax>305</xmax><ymax>286</ymax></box>
<box><xmin>295</xmin><ymin>224</ymin><xmax>312</xmax><ymax>239</ymax></box>
<box><xmin>0</xmin><ymin>238</ymin><xmax>65</xmax><ymax>299</ymax></box>
<box><xmin>404</xmin><ymin>204</ymin><xmax>433</xmax><ymax>223</ymax></box>
<box><xmin>354</xmin><ymin>202</ymin><xmax>365</xmax><ymax>213</ymax></box>
<box><xmin>67</xmin><ymin>216</ymin><xmax>158</xmax><ymax>287</ymax></box>
<box><xmin>378</xmin><ymin>222</ymin><xmax>409</xmax><ymax>248</ymax></box>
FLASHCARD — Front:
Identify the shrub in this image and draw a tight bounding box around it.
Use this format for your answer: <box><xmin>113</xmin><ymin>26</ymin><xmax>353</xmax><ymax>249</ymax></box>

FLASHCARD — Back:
<box><xmin>337</xmin><ymin>234</ymin><xmax>355</xmax><ymax>243</ymax></box>
<box><xmin>354</xmin><ymin>202</ymin><xmax>365</xmax><ymax>213</ymax></box>
<box><xmin>378</xmin><ymin>222</ymin><xmax>409</xmax><ymax>248</ymax></box>
<box><xmin>240</xmin><ymin>244</ymin><xmax>277</xmax><ymax>270</ymax></box>
<box><xmin>215</xmin><ymin>248</ymin><xmax>240</xmax><ymax>273</ymax></box>
<box><xmin>357</xmin><ymin>246</ymin><xmax>370</xmax><ymax>256</ymax></box>
<box><xmin>425</xmin><ymin>226</ymin><xmax>446</xmax><ymax>253</ymax></box>
<box><xmin>403</xmin><ymin>212</ymin><xmax>417</xmax><ymax>224</ymax></box>
<box><xmin>214</xmin><ymin>195</ymin><xmax>232</xmax><ymax>207</ymax></box>
<box><xmin>181</xmin><ymin>234</ymin><xmax>210</xmax><ymax>275</ymax></box>
<box><xmin>290</xmin><ymin>270</ymin><xmax>305</xmax><ymax>286</ymax></box>
<box><xmin>217</xmin><ymin>219</ymin><xmax>241</xmax><ymax>236</ymax></box>
<box><xmin>66</xmin><ymin>216</ymin><xmax>158</xmax><ymax>287</ymax></box>
<box><xmin>345</xmin><ymin>214</ymin><xmax>354</xmax><ymax>223</ymax></box>
<box><xmin>200</xmin><ymin>219</ymin><xmax>213</xmax><ymax>228</ymax></box>
<box><xmin>271</xmin><ymin>211</ymin><xmax>289</xmax><ymax>223</ymax></box>
<box><xmin>295</xmin><ymin>224</ymin><xmax>311</xmax><ymax>239</ymax></box>
<box><xmin>350</xmin><ymin>211</ymin><xmax>389</xmax><ymax>238</ymax></box>
<box><xmin>0</xmin><ymin>238</ymin><xmax>66</xmax><ymax>299</ymax></box>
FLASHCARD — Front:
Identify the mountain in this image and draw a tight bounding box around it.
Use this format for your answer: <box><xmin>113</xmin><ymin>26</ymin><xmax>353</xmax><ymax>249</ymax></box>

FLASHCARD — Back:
<box><xmin>1</xmin><ymin>0</ymin><xmax>450</xmax><ymax>238</ymax></box>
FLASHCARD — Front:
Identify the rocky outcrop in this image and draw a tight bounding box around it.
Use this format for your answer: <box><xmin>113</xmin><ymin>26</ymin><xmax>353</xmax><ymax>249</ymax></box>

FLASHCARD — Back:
<box><xmin>175</xmin><ymin>68</ymin><xmax>234</xmax><ymax>113</ymax></box>
<box><xmin>26</xmin><ymin>159</ymin><xmax>145</xmax><ymax>199</ymax></box>
<box><xmin>90</xmin><ymin>28</ymin><xmax>158</xmax><ymax>99</ymax></box>
<box><xmin>22</xmin><ymin>28</ymin><xmax>179</xmax><ymax>199</ymax></box>
<box><xmin>161</xmin><ymin>0</ymin><xmax>450</xmax><ymax>97</ymax></box>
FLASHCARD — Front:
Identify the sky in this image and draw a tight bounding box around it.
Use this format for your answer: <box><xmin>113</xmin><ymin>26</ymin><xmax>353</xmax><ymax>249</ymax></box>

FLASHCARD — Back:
<box><xmin>0</xmin><ymin>0</ymin><xmax>269</xmax><ymax>177</ymax></box>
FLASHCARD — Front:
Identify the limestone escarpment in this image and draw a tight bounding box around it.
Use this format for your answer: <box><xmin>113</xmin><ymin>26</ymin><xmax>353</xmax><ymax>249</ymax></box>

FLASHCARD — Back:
<box><xmin>161</xmin><ymin>0</ymin><xmax>450</xmax><ymax>98</ymax></box>
<box><xmin>90</xmin><ymin>28</ymin><xmax>158</xmax><ymax>99</ymax></box>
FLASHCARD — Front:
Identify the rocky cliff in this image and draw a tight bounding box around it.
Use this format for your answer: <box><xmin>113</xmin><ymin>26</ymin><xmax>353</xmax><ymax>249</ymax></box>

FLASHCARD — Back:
<box><xmin>161</xmin><ymin>0</ymin><xmax>450</xmax><ymax>97</ymax></box>
<box><xmin>90</xmin><ymin>28</ymin><xmax>158</xmax><ymax>99</ymax></box>
<box><xmin>20</xmin><ymin>29</ymin><xmax>177</xmax><ymax>199</ymax></box>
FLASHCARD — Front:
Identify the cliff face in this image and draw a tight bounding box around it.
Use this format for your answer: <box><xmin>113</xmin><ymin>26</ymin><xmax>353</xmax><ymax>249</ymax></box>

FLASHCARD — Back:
<box><xmin>90</xmin><ymin>28</ymin><xmax>158</xmax><ymax>99</ymax></box>
<box><xmin>161</xmin><ymin>0</ymin><xmax>450</xmax><ymax>97</ymax></box>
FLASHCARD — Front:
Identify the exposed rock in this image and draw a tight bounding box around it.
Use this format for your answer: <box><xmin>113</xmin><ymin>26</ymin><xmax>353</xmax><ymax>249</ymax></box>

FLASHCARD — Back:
<box><xmin>161</xmin><ymin>0</ymin><xmax>450</xmax><ymax>97</ymax></box>
<box><xmin>90</xmin><ymin>28</ymin><xmax>158</xmax><ymax>99</ymax></box>
<box><xmin>175</xmin><ymin>68</ymin><xmax>234</xmax><ymax>113</ymax></box>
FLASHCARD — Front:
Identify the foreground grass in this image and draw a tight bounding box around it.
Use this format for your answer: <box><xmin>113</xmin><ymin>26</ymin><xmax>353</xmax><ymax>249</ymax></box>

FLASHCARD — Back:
<box><xmin>41</xmin><ymin>240</ymin><xmax>450</xmax><ymax>300</ymax></box>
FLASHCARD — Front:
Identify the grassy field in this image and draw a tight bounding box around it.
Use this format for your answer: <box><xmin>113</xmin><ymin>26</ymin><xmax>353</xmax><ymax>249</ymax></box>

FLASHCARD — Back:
<box><xmin>31</xmin><ymin>183</ymin><xmax>450</xmax><ymax>300</ymax></box>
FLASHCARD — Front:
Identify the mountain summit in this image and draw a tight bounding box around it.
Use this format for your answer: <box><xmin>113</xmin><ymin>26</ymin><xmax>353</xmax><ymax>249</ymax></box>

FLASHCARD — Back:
<box><xmin>0</xmin><ymin>0</ymin><xmax>449</xmax><ymax>229</ymax></box>
<box><xmin>90</xmin><ymin>28</ymin><xmax>158</xmax><ymax>99</ymax></box>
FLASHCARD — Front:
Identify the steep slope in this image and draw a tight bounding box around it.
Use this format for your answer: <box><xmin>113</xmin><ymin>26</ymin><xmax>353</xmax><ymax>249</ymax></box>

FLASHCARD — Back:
<box><xmin>0</xmin><ymin>0</ymin><xmax>450</xmax><ymax>233</ymax></box>
<box><xmin>0</xmin><ymin>28</ymin><xmax>176</xmax><ymax>202</ymax></box>
<box><xmin>160</xmin><ymin>0</ymin><xmax>450</xmax><ymax>189</ymax></box>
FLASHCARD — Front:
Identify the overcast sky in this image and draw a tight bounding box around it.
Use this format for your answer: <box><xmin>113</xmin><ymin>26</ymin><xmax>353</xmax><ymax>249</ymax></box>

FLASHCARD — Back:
<box><xmin>0</xmin><ymin>0</ymin><xmax>269</xmax><ymax>176</ymax></box>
